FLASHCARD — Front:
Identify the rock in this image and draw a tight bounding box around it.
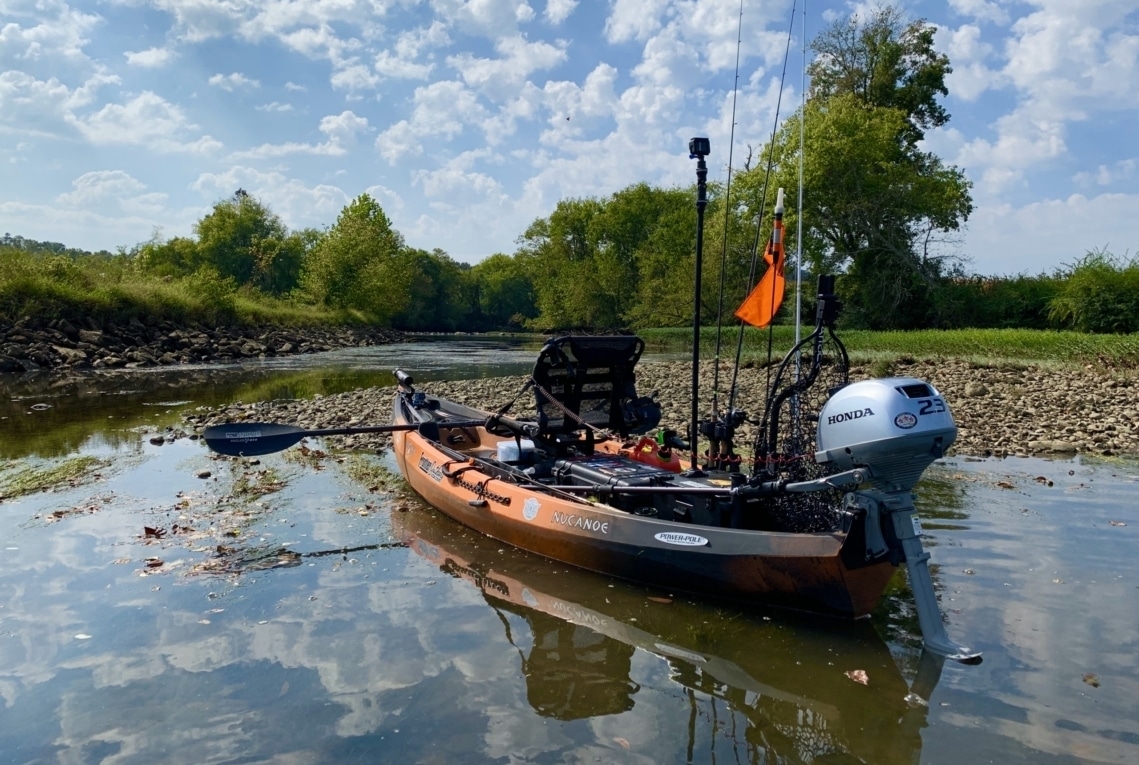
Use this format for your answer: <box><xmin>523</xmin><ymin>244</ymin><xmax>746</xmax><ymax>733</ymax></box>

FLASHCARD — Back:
<box><xmin>1028</xmin><ymin>440</ymin><xmax>1078</xmax><ymax>453</ymax></box>
<box><xmin>195</xmin><ymin>469</ymin><xmax>212</xmax><ymax>479</ymax></box>
<box><xmin>57</xmin><ymin>319</ymin><xmax>80</xmax><ymax>339</ymax></box>
<box><xmin>53</xmin><ymin>345</ymin><xmax>87</xmax><ymax>364</ymax></box>
<box><xmin>78</xmin><ymin>329</ymin><xmax>104</xmax><ymax>345</ymax></box>
<box><xmin>963</xmin><ymin>382</ymin><xmax>989</xmax><ymax>396</ymax></box>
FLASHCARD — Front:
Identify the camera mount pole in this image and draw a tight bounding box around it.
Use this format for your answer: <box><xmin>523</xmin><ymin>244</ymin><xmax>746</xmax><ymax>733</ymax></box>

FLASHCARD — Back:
<box><xmin>688</xmin><ymin>137</ymin><xmax>710</xmax><ymax>474</ymax></box>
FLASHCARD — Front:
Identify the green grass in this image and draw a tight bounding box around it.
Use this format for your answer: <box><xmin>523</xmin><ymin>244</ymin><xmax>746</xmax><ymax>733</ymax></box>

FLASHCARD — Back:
<box><xmin>0</xmin><ymin>247</ymin><xmax>373</xmax><ymax>327</ymax></box>
<box><xmin>0</xmin><ymin>455</ymin><xmax>106</xmax><ymax>499</ymax></box>
<box><xmin>641</xmin><ymin>325</ymin><xmax>1139</xmax><ymax>368</ymax></box>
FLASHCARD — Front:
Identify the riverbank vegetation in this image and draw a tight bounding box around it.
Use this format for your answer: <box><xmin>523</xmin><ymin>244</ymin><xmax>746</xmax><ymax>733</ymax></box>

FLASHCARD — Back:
<box><xmin>3</xmin><ymin>6</ymin><xmax>1136</xmax><ymax>342</ymax></box>
<box><xmin>642</xmin><ymin>325</ymin><xmax>1139</xmax><ymax>369</ymax></box>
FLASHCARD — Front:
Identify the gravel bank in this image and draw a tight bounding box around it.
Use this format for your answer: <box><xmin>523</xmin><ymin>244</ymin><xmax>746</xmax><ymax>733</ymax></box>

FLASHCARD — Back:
<box><xmin>184</xmin><ymin>357</ymin><xmax>1139</xmax><ymax>459</ymax></box>
<box><xmin>0</xmin><ymin>317</ymin><xmax>405</xmax><ymax>374</ymax></box>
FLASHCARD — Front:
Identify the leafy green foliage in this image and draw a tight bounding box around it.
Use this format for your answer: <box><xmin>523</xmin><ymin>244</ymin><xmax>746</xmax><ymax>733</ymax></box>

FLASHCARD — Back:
<box><xmin>301</xmin><ymin>194</ymin><xmax>411</xmax><ymax>322</ymax></box>
<box><xmin>467</xmin><ymin>253</ymin><xmax>536</xmax><ymax>330</ymax></box>
<box><xmin>195</xmin><ymin>193</ymin><xmax>305</xmax><ymax>295</ymax></box>
<box><xmin>392</xmin><ymin>249</ymin><xmax>470</xmax><ymax>331</ymax></box>
<box><xmin>1049</xmin><ymin>249</ymin><xmax>1139</xmax><ymax>333</ymax></box>
<box><xmin>0</xmin><ymin>233</ymin><xmax>114</xmax><ymax>258</ymax></box>
<box><xmin>934</xmin><ymin>273</ymin><xmax>1063</xmax><ymax>329</ymax></box>
<box><xmin>737</xmin><ymin>94</ymin><xmax>972</xmax><ymax>330</ymax></box>
<box><xmin>808</xmin><ymin>6</ymin><xmax>951</xmax><ymax>144</ymax></box>
<box><xmin>518</xmin><ymin>185</ymin><xmax>700</xmax><ymax>330</ymax></box>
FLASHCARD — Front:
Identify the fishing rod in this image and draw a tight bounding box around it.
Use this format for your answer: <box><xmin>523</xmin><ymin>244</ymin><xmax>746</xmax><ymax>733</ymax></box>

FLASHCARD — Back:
<box><xmin>695</xmin><ymin>0</ymin><xmax>800</xmax><ymax>475</ymax></box>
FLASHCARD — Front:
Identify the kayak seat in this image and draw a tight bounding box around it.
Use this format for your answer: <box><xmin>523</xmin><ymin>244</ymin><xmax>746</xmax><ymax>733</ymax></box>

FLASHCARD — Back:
<box><xmin>532</xmin><ymin>335</ymin><xmax>661</xmax><ymax>453</ymax></box>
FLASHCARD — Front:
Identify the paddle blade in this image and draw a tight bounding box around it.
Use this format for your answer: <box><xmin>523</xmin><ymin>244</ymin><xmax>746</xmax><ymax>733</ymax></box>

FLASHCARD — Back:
<box><xmin>202</xmin><ymin>422</ymin><xmax>308</xmax><ymax>457</ymax></box>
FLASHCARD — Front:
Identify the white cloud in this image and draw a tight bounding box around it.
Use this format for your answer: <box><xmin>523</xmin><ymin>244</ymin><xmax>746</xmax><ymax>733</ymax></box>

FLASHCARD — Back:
<box><xmin>375</xmin><ymin>51</ymin><xmax>434</xmax><ymax>79</ymax></box>
<box><xmin>330</xmin><ymin>62</ymin><xmax>380</xmax><ymax>92</ymax></box>
<box><xmin>966</xmin><ymin>193</ymin><xmax>1139</xmax><ymax>275</ymax></box>
<box><xmin>285</xmin><ymin>81</ymin><xmax>307</xmax><ymax>92</ymax></box>
<box><xmin>413</xmin><ymin>157</ymin><xmax>506</xmax><ymax>202</ymax></box>
<box><xmin>124</xmin><ymin>47</ymin><xmax>176</xmax><ymax>68</ymax></box>
<box><xmin>191</xmin><ymin>166</ymin><xmax>350</xmax><ymax>228</ymax></box>
<box><xmin>957</xmin><ymin>111</ymin><xmax>1068</xmax><ymax>192</ymax></box>
<box><xmin>0</xmin><ymin>70</ymin><xmax>119</xmax><ymax>136</ymax></box>
<box><xmin>140</xmin><ymin>0</ymin><xmax>252</xmax><ymax>43</ymax></box>
<box><xmin>0</xmin><ymin>3</ymin><xmax>102</xmax><ymax>64</ymax></box>
<box><xmin>120</xmin><ymin>191</ymin><xmax>170</xmax><ymax>215</ymax></box>
<box><xmin>231</xmin><ymin>110</ymin><xmax>369</xmax><ymax>159</ymax></box>
<box><xmin>941</xmin><ymin>24</ymin><xmax>1000</xmax><ymax>101</ymax></box>
<box><xmin>320</xmin><ymin>110</ymin><xmax>369</xmax><ymax>145</ymax></box>
<box><xmin>394</xmin><ymin>21</ymin><xmax>451</xmax><ymax>58</ymax></box>
<box><xmin>71</xmin><ymin>91</ymin><xmax>223</xmax><ymax>154</ymax></box>
<box><xmin>1073</xmin><ymin>159</ymin><xmax>1137</xmax><ymax>188</ymax></box>
<box><xmin>208</xmin><ymin>72</ymin><xmax>261</xmax><ymax>91</ymax></box>
<box><xmin>429</xmin><ymin>0</ymin><xmax>536</xmax><ymax>37</ymax></box>
<box><xmin>605</xmin><ymin>0</ymin><xmax>668</xmax><ymax>43</ymax></box>
<box><xmin>0</xmin><ymin>199</ymin><xmax>179</xmax><ymax>252</ymax></box>
<box><xmin>375</xmin><ymin>119</ymin><xmax>422</xmax><ymax>164</ymax></box>
<box><xmin>448</xmin><ymin>36</ymin><xmax>567</xmax><ymax>100</ymax></box>
<box><xmin>542</xmin><ymin>63</ymin><xmax>619</xmax><ymax>125</ymax></box>
<box><xmin>255</xmin><ymin>101</ymin><xmax>294</xmax><ymax>112</ymax></box>
<box><xmin>375</xmin><ymin>80</ymin><xmax>489</xmax><ymax>163</ymax></box>
<box><xmin>544</xmin><ymin>0</ymin><xmax>577</xmax><ymax>25</ymax></box>
<box><xmin>957</xmin><ymin>1</ymin><xmax>1139</xmax><ymax>194</ymax></box>
<box><xmin>949</xmin><ymin>0</ymin><xmax>1011</xmax><ymax>26</ymax></box>
<box><xmin>55</xmin><ymin>170</ymin><xmax>146</xmax><ymax>206</ymax></box>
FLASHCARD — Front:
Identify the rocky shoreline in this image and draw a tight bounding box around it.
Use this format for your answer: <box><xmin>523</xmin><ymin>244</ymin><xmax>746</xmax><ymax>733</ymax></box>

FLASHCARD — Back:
<box><xmin>184</xmin><ymin>357</ymin><xmax>1139</xmax><ymax>460</ymax></box>
<box><xmin>0</xmin><ymin>317</ymin><xmax>405</xmax><ymax>374</ymax></box>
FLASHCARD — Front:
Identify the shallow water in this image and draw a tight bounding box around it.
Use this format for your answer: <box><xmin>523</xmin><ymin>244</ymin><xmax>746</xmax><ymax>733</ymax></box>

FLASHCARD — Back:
<box><xmin>0</xmin><ymin>340</ymin><xmax>1136</xmax><ymax>764</ymax></box>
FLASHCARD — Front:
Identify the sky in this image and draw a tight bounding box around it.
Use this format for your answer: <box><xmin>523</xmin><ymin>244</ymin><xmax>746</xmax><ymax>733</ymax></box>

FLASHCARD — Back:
<box><xmin>0</xmin><ymin>0</ymin><xmax>1136</xmax><ymax>277</ymax></box>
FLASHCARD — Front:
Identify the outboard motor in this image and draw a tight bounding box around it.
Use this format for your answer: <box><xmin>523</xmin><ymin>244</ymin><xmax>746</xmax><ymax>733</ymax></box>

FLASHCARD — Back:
<box><xmin>816</xmin><ymin>377</ymin><xmax>956</xmax><ymax>492</ymax></box>
<box><xmin>814</xmin><ymin>376</ymin><xmax>979</xmax><ymax>662</ymax></box>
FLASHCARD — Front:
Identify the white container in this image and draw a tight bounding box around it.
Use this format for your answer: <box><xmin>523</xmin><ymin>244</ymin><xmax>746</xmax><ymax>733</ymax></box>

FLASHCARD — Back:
<box><xmin>497</xmin><ymin>438</ymin><xmax>535</xmax><ymax>463</ymax></box>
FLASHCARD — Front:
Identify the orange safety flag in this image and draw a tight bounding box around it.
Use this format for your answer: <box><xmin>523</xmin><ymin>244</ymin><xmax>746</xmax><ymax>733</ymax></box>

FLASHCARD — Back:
<box><xmin>735</xmin><ymin>188</ymin><xmax>786</xmax><ymax>328</ymax></box>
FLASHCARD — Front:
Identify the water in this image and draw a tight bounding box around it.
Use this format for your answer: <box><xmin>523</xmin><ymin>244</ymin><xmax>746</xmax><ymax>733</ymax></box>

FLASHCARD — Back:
<box><xmin>0</xmin><ymin>339</ymin><xmax>1136</xmax><ymax>764</ymax></box>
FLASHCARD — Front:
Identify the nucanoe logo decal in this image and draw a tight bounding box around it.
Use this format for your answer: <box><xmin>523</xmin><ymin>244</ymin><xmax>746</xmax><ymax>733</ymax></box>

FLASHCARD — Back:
<box><xmin>551</xmin><ymin>511</ymin><xmax>610</xmax><ymax>535</ymax></box>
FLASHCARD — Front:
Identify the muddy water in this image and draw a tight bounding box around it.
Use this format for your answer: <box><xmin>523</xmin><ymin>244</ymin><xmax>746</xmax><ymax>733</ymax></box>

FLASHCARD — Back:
<box><xmin>0</xmin><ymin>340</ymin><xmax>1136</xmax><ymax>764</ymax></box>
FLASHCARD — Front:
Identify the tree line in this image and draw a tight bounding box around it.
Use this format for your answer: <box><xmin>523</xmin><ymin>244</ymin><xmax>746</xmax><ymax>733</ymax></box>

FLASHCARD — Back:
<box><xmin>4</xmin><ymin>6</ymin><xmax>1136</xmax><ymax>334</ymax></box>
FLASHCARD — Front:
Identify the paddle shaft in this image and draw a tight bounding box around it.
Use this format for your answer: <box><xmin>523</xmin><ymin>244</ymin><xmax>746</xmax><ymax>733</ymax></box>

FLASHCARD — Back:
<box><xmin>204</xmin><ymin>418</ymin><xmax>490</xmax><ymax>456</ymax></box>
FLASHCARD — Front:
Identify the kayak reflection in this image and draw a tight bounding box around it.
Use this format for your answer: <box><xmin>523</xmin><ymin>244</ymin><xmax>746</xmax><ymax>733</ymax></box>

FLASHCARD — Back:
<box><xmin>395</xmin><ymin>506</ymin><xmax>943</xmax><ymax>765</ymax></box>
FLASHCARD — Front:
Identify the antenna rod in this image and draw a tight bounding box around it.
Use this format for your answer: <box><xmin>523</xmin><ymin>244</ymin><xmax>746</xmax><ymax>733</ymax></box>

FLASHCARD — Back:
<box><xmin>796</xmin><ymin>0</ymin><xmax>807</xmax><ymax>348</ymax></box>
<box><xmin>689</xmin><ymin>136</ymin><xmax>710</xmax><ymax>472</ymax></box>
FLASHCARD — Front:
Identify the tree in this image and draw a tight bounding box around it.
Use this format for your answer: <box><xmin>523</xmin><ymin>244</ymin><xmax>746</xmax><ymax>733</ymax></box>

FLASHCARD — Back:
<box><xmin>738</xmin><ymin>95</ymin><xmax>971</xmax><ymax>328</ymax></box>
<box><xmin>517</xmin><ymin>197</ymin><xmax>607</xmax><ymax>329</ymax></box>
<box><xmin>468</xmin><ymin>253</ymin><xmax>537</xmax><ymax>330</ymax></box>
<box><xmin>195</xmin><ymin>193</ymin><xmax>300</xmax><ymax>294</ymax></box>
<box><xmin>133</xmin><ymin>235</ymin><xmax>203</xmax><ymax>278</ymax></box>
<box><xmin>734</xmin><ymin>4</ymin><xmax>971</xmax><ymax>329</ymax></box>
<box><xmin>301</xmin><ymin>194</ymin><xmax>411</xmax><ymax>322</ymax></box>
<box><xmin>808</xmin><ymin>5</ymin><xmax>951</xmax><ymax>145</ymax></box>
<box><xmin>392</xmin><ymin>248</ymin><xmax>471</xmax><ymax>331</ymax></box>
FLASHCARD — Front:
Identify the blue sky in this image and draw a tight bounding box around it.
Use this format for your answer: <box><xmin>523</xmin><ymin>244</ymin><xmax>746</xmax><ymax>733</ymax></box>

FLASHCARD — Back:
<box><xmin>1</xmin><ymin>0</ymin><xmax>1136</xmax><ymax>276</ymax></box>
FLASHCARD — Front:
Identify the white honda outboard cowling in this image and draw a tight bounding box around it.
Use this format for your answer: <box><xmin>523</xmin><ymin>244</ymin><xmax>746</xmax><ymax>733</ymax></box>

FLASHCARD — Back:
<box><xmin>815</xmin><ymin>377</ymin><xmax>956</xmax><ymax>492</ymax></box>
